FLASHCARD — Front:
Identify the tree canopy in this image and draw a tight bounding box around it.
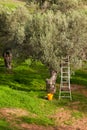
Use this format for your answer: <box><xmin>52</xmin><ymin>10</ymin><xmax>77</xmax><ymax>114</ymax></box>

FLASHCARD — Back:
<box><xmin>23</xmin><ymin>10</ymin><xmax>87</xmax><ymax>71</ymax></box>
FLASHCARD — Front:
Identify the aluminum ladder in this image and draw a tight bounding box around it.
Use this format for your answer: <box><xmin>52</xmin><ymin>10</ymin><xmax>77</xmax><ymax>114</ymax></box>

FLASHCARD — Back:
<box><xmin>59</xmin><ymin>57</ymin><xmax>72</xmax><ymax>100</ymax></box>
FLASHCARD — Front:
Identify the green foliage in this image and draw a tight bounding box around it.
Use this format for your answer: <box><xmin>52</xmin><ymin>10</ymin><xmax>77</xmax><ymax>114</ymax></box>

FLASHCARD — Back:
<box><xmin>52</xmin><ymin>0</ymin><xmax>82</xmax><ymax>12</ymax></box>
<box><xmin>0</xmin><ymin>9</ymin><xmax>11</xmax><ymax>39</ymax></box>
<box><xmin>24</xmin><ymin>9</ymin><xmax>87</xmax><ymax>71</ymax></box>
<box><xmin>10</xmin><ymin>7</ymin><xmax>28</xmax><ymax>43</ymax></box>
<box><xmin>26</xmin><ymin>0</ymin><xmax>87</xmax><ymax>12</ymax></box>
<box><xmin>0</xmin><ymin>5</ymin><xmax>28</xmax><ymax>58</ymax></box>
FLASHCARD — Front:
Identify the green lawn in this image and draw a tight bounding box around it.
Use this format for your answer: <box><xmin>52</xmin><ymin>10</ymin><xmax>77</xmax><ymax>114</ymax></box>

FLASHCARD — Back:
<box><xmin>0</xmin><ymin>59</ymin><xmax>87</xmax><ymax>129</ymax></box>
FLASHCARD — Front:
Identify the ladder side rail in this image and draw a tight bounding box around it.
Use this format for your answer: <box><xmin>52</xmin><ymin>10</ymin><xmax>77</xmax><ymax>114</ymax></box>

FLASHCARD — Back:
<box><xmin>59</xmin><ymin>56</ymin><xmax>72</xmax><ymax>100</ymax></box>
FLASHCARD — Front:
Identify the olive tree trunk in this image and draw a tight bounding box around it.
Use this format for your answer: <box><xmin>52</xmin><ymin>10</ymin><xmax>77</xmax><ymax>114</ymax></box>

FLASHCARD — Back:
<box><xmin>46</xmin><ymin>70</ymin><xmax>57</xmax><ymax>94</ymax></box>
<box><xmin>3</xmin><ymin>50</ymin><xmax>12</xmax><ymax>70</ymax></box>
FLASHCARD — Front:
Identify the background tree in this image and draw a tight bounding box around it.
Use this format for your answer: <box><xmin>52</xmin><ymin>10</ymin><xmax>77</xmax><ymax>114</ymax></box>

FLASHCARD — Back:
<box><xmin>0</xmin><ymin>6</ymin><xmax>28</xmax><ymax>64</ymax></box>
<box><xmin>0</xmin><ymin>6</ymin><xmax>12</xmax><ymax>56</ymax></box>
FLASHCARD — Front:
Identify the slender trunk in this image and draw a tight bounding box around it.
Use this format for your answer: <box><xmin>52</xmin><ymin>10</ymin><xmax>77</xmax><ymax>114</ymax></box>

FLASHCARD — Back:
<box><xmin>3</xmin><ymin>51</ymin><xmax>12</xmax><ymax>70</ymax></box>
<box><xmin>46</xmin><ymin>70</ymin><xmax>57</xmax><ymax>94</ymax></box>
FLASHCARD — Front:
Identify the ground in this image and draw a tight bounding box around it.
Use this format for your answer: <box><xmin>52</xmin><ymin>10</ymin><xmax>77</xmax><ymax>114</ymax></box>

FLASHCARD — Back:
<box><xmin>0</xmin><ymin>84</ymin><xmax>87</xmax><ymax>130</ymax></box>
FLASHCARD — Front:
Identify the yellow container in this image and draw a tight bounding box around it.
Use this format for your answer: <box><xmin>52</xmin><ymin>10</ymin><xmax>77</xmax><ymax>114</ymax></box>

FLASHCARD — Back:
<box><xmin>47</xmin><ymin>93</ymin><xmax>53</xmax><ymax>100</ymax></box>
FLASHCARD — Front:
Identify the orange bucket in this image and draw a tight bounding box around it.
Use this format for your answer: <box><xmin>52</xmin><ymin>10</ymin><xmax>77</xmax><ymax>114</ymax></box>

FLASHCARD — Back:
<box><xmin>47</xmin><ymin>93</ymin><xmax>53</xmax><ymax>100</ymax></box>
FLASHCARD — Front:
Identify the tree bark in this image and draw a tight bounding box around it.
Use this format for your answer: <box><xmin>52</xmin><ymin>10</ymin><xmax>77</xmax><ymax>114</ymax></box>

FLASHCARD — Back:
<box><xmin>46</xmin><ymin>70</ymin><xmax>57</xmax><ymax>94</ymax></box>
<box><xmin>3</xmin><ymin>50</ymin><xmax>12</xmax><ymax>70</ymax></box>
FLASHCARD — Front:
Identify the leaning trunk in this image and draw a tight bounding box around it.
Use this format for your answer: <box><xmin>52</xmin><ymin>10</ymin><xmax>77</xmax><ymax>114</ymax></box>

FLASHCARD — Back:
<box><xmin>46</xmin><ymin>70</ymin><xmax>57</xmax><ymax>94</ymax></box>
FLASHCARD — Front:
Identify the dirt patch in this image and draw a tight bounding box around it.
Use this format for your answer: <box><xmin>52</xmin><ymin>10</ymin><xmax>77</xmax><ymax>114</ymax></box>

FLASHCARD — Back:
<box><xmin>50</xmin><ymin>108</ymin><xmax>72</xmax><ymax>126</ymax></box>
<box><xmin>20</xmin><ymin>123</ymin><xmax>57</xmax><ymax>130</ymax></box>
<box><xmin>0</xmin><ymin>107</ymin><xmax>70</xmax><ymax>130</ymax></box>
<box><xmin>0</xmin><ymin>107</ymin><xmax>86</xmax><ymax>130</ymax></box>
<box><xmin>0</xmin><ymin>108</ymin><xmax>29</xmax><ymax>117</ymax></box>
<box><xmin>51</xmin><ymin>107</ymin><xmax>87</xmax><ymax>130</ymax></box>
<box><xmin>73</xmin><ymin>117</ymin><xmax>87</xmax><ymax>130</ymax></box>
<box><xmin>0</xmin><ymin>107</ymin><xmax>79</xmax><ymax>130</ymax></box>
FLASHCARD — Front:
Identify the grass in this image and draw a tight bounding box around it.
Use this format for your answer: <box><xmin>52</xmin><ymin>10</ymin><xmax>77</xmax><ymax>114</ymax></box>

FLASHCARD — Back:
<box><xmin>0</xmin><ymin>119</ymin><xmax>12</xmax><ymax>130</ymax></box>
<box><xmin>21</xmin><ymin>116</ymin><xmax>54</xmax><ymax>126</ymax></box>
<box><xmin>0</xmin><ymin>59</ymin><xmax>56</xmax><ymax>127</ymax></box>
<box><xmin>0</xmin><ymin>0</ymin><xmax>38</xmax><ymax>13</ymax></box>
<box><xmin>0</xmin><ymin>59</ymin><xmax>87</xmax><ymax>129</ymax></box>
<box><xmin>71</xmin><ymin>69</ymin><xmax>87</xmax><ymax>86</ymax></box>
<box><xmin>71</xmin><ymin>111</ymin><xmax>83</xmax><ymax>119</ymax></box>
<box><xmin>0</xmin><ymin>0</ymin><xmax>26</xmax><ymax>10</ymax></box>
<box><xmin>0</xmin><ymin>85</ymin><xmax>56</xmax><ymax>116</ymax></box>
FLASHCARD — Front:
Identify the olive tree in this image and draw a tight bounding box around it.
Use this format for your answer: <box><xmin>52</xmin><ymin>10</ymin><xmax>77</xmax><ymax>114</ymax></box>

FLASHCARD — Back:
<box><xmin>1</xmin><ymin>1</ymin><xmax>87</xmax><ymax>92</ymax></box>
<box><xmin>20</xmin><ymin>10</ymin><xmax>87</xmax><ymax>93</ymax></box>
<box><xmin>24</xmin><ymin>10</ymin><xmax>87</xmax><ymax>69</ymax></box>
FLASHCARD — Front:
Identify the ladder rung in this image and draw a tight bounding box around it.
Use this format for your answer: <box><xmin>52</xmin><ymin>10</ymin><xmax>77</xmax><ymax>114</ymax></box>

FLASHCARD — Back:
<box><xmin>60</xmin><ymin>91</ymin><xmax>70</xmax><ymax>93</ymax></box>
<box><xmin>61</xmin><ymin>75</ymin><xmax>69</xmax><ymax>77</ymax></box>
<box><xmin>61</xmin><ymin>81</ymin><xmax>70</xmax><ymax>83</ymax></box>
<box><xmin>61</xmin><ymin>83</ymin><xmax>70</xmax><ymax>85</ymax></box>
<box><xmin>62</xmin><ymin>74</ymin><xmax>70</xmax><ymax>76</ymax></box>
<box><xmin>60</xmin><ymin>73</ymin><xmax>69</xmax><ymax>75</ymax></box>
<box><xmin>61</xmin><ymin>67</ymin><xmax>69</xmax><ymax>68</ymax></box>
<box><xmin>61</xmin><ymin>76</ymin><xmax>69</xmax><ymax>78</ymax></box>
<box><xmin>61</xmin><ymin>84</ymin><xmax>69</xmax><ymax>86</ymax></box>
<box><xmin>61</xmin><ymin>88</ymin><xmax>70</xmax><ymax>91</ymax></box>
<box><xmin>61</xmin><ymin>81</ymin><xmax>69</xmax><ymax>83</ymax></box>
<box><xmin>59</xmin><ymin>96</ymin><xmax>71</xmax><ymax>98</ymax></box>
<box><xmin>61</xmin><ymin>68</ymin><xmax>70</xmax><ymax>70</ymax></box>
<box><xmin>60</xmin><ymin>86</ymin><xmax>70</xmax><ymax>87</ymax></box>
<box><xmin>62</xmin><ymin>58</ymin><xmax>69</xmax><ymax>60</ymax></box>
<box><xmin>61</xmin><ymin>62</ymin><xmax>69</xmax><ymax>64</ymax></box>
<box><xmin>61</xmin><ymin>72</ymin><xmax>69</xmax><ymax>74</ymax></box>
<box><xmin>61</xmin><ymin>79</ymin><xmax>70</xmax><ymax>80</ymax></box>
<box><xmin>60</xmin><ymin>85</ymin><xmax>70</xmax><ymax>87</ymax></box>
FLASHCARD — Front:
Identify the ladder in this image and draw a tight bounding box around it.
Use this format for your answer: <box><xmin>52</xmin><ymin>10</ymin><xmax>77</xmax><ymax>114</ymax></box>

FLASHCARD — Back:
<box><xmin>59</xmin><ymin>56</ymin><xmax>72</xmax><ymax>100</ymax></box>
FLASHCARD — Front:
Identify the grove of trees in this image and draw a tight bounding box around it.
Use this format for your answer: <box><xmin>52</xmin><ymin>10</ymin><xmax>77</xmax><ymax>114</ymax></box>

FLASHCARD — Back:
<box><xmin>0</xmin><ymin>0</ymin><xmax>87</xmax><ymax>89</ymax></box>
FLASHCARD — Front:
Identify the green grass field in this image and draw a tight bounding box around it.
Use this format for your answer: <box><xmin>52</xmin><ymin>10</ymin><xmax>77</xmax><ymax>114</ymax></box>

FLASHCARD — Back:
<box><xmin>0</xmin><ymin>58</ymin><xmax>87</xmax><ymax>129</ymax></box>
